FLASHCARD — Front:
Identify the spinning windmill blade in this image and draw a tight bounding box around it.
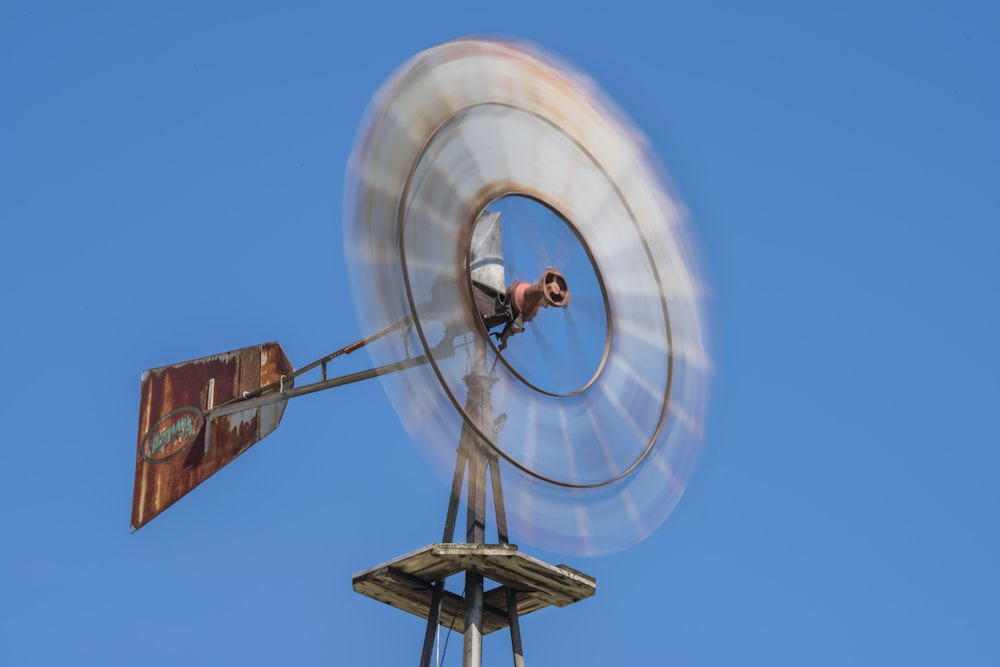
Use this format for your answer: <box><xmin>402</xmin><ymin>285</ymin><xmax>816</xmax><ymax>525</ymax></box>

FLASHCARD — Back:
<box><xmin>344</xmin><ymin>38</ymin><xmax>709</xmax><ymax>556</ymax></box>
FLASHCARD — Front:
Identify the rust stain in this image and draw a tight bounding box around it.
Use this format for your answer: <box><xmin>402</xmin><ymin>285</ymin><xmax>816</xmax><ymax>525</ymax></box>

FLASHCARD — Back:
<box><xmin>131</xmin><ymin>342</ymin><xmax>293</xmax><ymax>531</ymax></box>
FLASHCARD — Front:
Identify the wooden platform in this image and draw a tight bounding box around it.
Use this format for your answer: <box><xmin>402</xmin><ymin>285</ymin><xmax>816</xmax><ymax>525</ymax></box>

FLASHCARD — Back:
<box><xmin>352</xmin><ymin>543</ymin><xmax>596</xmax><ymax>635</ymax></box>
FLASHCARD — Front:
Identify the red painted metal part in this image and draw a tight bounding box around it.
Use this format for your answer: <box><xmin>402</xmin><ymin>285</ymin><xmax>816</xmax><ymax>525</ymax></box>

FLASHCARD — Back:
<box><xmin>510</xmin><ymin>268</ymin><xmax>570</xmax><ymax>321</ymax></box>
<box><xmin>130</xmin><ymin>342</ymin><xmax>294</xmax><ymax>531</ymax></box>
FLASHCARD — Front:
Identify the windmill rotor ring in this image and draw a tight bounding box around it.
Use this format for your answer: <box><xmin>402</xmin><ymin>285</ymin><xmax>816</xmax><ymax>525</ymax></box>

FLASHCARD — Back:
<box><xmin>345</xmin><ymin>38</ymin><xmax>708</xmax><ymax>554</ymax></box>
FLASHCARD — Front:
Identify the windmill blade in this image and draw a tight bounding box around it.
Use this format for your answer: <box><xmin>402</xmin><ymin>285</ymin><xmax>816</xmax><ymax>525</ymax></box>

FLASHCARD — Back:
<box><xmin>345</xmin><ymin>38</ymin><xmax>709</xmax><ymax>555</ymax></box>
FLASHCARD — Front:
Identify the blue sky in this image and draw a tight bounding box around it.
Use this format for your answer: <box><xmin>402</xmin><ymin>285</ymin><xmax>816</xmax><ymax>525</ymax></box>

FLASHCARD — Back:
<box><xmin>2</xmin><ymin>2</ymin><xmax>998</xmax><ymax>665</ymax></box>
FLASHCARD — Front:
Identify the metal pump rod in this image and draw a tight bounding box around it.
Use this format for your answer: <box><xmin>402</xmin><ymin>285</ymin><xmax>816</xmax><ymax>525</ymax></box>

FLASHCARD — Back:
<box><xmin>463</xmin><ymin>336</ymin><xmax>491</xmax><ymax>667</ymax></box>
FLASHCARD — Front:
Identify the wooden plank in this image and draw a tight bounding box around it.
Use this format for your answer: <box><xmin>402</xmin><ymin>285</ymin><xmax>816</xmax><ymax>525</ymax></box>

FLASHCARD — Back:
<box><xmin>353</xmin><ymin>544</ymin><xmax>459</xmax><ymax>582</ymax></box>
<box><xmin>429</xmin><ymin>544</ymin><xmax>596</xmax><ymax>607</ymax></box>
<box><xmin>483</xmin><ymin>587</ymin><xmax>550</xmax><ymax>619</ymax></box>
<box><xmin>353</xmin><ymin>567</ymin><xmax>512</xmax><ymax>634</ymax></box>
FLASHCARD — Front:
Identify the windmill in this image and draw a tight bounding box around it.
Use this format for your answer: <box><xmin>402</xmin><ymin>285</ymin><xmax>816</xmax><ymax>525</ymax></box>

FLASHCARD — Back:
<box><xmin>131</xmin><ymin>39</ymin><xmax>708</xmax><ymax>666</ymax></box>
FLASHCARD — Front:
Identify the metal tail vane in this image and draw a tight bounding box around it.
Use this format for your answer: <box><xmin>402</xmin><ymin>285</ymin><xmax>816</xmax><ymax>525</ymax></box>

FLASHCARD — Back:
<box><xmin>130</xmin><ymin>38</ymin><xmax>709</xmax><ymax>667</ymax></box>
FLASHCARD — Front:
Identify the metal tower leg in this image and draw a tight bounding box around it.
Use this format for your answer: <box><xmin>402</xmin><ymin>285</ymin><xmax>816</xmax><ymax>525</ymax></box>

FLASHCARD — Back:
<box><xmin>463</xmin><ymin>567</ymin><xmax>485</xmax><ymax>667</ymax></box>
<box><xmin>462</xmin><ymin>337</ymin><xmax>491</xmax><ymax>667</ymax></box>
<box><xmin>419</xmin><ymin>582</ymin><xmax>447</xmax><ymax>667</ymax></box>
<box><xmin>419</xmin><ymin>429</ymin><xmax>470</xmax><ymax>667</ymax></box>
<box><xmin>505</xmin><ymin>587</ymin><xmax>525</xmax><ymax>667</ymax></box>
<box><xmin>488</xmin><ymin>454</ymin><xmax>525</xmax><ymax>666</ymax></box>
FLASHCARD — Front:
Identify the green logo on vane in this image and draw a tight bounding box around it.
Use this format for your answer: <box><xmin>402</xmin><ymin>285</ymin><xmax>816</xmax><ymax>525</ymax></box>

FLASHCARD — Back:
<box><xmin>142</xmin><ymin>406</ymin><xmax>204</xmax><ymax>463</ymax></box>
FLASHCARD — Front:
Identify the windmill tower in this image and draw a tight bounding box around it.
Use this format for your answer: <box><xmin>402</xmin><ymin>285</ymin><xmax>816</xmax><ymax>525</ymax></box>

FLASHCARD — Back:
<box><xmin>351</xmin><ymin>209</ymin><xmax>593</xmax><ymax>667</ymax></box>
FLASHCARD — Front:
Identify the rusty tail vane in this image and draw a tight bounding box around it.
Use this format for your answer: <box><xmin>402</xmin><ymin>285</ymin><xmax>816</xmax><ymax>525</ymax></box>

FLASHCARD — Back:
<box><xmin>131</xmin><ymin>319</ymin><xmax>420</xmax><ymax>531</ymax></box>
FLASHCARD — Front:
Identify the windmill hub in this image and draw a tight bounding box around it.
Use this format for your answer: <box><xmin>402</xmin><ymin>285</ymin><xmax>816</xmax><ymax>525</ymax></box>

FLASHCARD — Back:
<box><xmin>509</xmin><ymin>268</ymin><xmax>569</xmax><ymax>322</ymax></box>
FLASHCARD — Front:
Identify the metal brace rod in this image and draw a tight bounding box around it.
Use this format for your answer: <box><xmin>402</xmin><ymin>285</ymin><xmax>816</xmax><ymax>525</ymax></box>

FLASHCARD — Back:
<box><xmin>214</xmin><ymin>316</ymin><xmax>412</xmax><ymax>411</ymax></box>
<box><xmin>203</xmin><ymin>353</ymin><xmax>427</xmax><ymax>420</ymax></box>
